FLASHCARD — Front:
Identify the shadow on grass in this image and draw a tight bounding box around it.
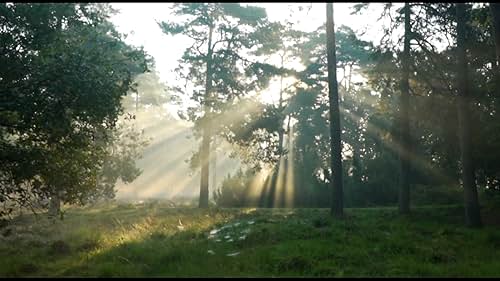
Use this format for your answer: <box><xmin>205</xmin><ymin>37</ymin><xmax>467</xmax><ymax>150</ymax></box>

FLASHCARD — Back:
<box><xmin>3</xmin><ymin>205</ymin><xmax>500</xmax><ymax>277</ymax></box>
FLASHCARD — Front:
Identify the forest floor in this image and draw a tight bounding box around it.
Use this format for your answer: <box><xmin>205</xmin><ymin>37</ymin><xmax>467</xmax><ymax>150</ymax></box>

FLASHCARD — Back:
<box><xmin>1</xmin><ymin>202</ymin><xmax>500</xmax><ymax>277</ymax></box>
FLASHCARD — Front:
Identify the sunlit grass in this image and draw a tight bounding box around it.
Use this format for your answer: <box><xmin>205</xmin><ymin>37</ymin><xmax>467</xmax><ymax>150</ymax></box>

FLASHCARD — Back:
<box><xmin>1</xmin><ymin>203</ymin><xmax>500</xmax><ymax>277</ymax></box>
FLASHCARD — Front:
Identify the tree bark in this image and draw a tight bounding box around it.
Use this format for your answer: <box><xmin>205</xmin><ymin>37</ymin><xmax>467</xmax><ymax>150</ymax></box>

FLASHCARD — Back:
<box><xmin>326</xmin><ymin>3</ymin><xmax>344</xmax><ymax>218</ymax></box>
<box><xmin>456</xmin><ymin>3</ymin><xmax>482</xmax><ymax>228</ymax></box>
<box><xmin>211</xmin><ymin>137</ymin><xmax>217</xmax><ymax>194</ymax></box>
<box><xmin>490</xmin><ymin>3</ymin><xmax>500</xmax><ymax>104</ymax></box>
<box><xmin>268</xmin><ymin>53</ymin><xmax>286</xmax><ymax>208</ymax></box>
<box><xmin>48</xmin><ymin>190</ymin><xmax>61</xmax><ymax>218</ymax></box>
<box><xmin>490</xmin><ymin>3</ymin><xmax>500</xmax><ymax>68</ymax></box>
<box><xmin>399</xmin><ymin>2</ymin><xmax>411</xmax><ymax>215</ymax></box>
<box><xmin>199</xmin><ymin>24</ymin><xmax>214</xmax><ymax>208</ymax></box>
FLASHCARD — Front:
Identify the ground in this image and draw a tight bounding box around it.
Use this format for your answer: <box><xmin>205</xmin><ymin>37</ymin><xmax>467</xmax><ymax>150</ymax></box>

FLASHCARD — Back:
<box><xmin>1</xmin><ymin>202</ymin><xmax>500</xmax><ymax>277</ymax></box>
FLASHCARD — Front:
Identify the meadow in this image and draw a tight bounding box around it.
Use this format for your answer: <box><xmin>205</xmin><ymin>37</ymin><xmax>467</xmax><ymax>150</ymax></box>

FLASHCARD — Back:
<box><xmin>1</xmin><ymin>201</ymin><xmax>499</xmax><ymax>277</ymax></box>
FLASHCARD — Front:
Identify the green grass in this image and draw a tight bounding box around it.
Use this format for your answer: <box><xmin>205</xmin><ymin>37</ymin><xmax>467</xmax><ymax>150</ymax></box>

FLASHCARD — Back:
<box><xmin>1</xmin><ymin>202</ymin><xmax>499</xmax><ymax>277</ymax></box>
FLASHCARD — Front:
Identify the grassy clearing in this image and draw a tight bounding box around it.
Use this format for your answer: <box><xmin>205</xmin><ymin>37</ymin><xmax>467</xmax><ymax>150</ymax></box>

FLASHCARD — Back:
<box><xmin>0</xmin><ymin>202</ymin><xmax>499</xmax><ymax>277</ymax></box>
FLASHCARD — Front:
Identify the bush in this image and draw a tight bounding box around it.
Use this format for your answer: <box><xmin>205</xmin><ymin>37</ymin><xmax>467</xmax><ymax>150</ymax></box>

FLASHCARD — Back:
<box><xmin>213</xmin><ymin>169</ymin><xmax>256</xmax><ymax>207</ymax></box>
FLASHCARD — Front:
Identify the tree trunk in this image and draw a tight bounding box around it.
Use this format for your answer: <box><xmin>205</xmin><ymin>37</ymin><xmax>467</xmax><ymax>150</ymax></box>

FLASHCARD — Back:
<box><xmin>278</xmin><ymin>53</ymin><xmax>285</xmax><ymax>157</ymax></box>
<box><xmin>211</xmin><ymin>137</ymin><xmax>217</xmax><ymax>194</ymax></box>
<box><xmin>399</xmin><ymin>2</ymin><xmax>411</xmax><ymax>215</ymax></box>
<box><xmin>268</xmin><ymin>54</ymin><xmax>286</xmax><ymax>208</ymax></box>
<box><xmin>491</xmin><ymin>3</ymin><xmax>500</xmax><ymax>106</ymax></box>
<box><xmin>199</xmin><ymin>24</ymin><xmax>214</xmax><ymax>208</ymax></box>
<box><xmin>136</xmin><ymin>90</ymin><xmax>139</xmax><ymax>112</ymax></box>
<box><xmin>491</xmin><ymin>3</ymin><xmax>500</xmax><ymax>68</ymax></box>
<box><xmin>326</xmin><ymin>3</ymin><xmax>344</xmax><ymax>218</ymax></box>
<box><xmin>456</xmin><ymin>3</ymin><xmax>482</xmax><ymax>228</ymax></box>
<box><xmin>48</xmin><ymin>190</ymin><xmax>61</xmax><ymax>218</ymax></box>
<box><xmin>282</xmin><ymin>116</ymin><xmax>293</xmax><ymax>207</ymax></box>
<box><xmin>352</xmin><ymin>144</ymin><xmax>362</xmax><ymax>183</ymax></box>
<box><xmin>47</xmin><ymin>15</ymin><xmax>63</xmax><ymax>219</ymax></box>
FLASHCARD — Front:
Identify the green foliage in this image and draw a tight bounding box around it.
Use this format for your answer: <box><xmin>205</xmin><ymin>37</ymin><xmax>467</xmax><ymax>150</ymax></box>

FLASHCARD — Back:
<box><xmin>86</xmin><ymin>116</ymin><xmax>149</xmax><ymax>204</ymax></box>
<box><xmin>122</xmin><ymin>70</ymin><xmax>170</xmax><ymax>111</ymax></box>
<box><xmin>0</xmin><ymin>3</ymin><xmax>150</xmax><ymax>217</ymax></box>
<box><xmin>213</xmin><ymin>169</ymin><xmax>255</xmax><ymax>207</ymax></box>
<box><xmin>158</xmin><ymin>3</ymin><xmax>288</xmax><ymax>173</ymax></box>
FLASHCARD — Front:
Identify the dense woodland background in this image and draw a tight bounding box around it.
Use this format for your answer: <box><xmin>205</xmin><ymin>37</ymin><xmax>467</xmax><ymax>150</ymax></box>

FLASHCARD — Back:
<box><xmin>2</xmin><ymin>3</ymin><xmax>500</xmax><ymax>228</ymax></box>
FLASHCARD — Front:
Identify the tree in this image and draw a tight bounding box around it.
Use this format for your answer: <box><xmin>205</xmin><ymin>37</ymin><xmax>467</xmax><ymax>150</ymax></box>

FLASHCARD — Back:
<box><xmin>491</xmin><ymin>3</ymin><xmax>500</xmax><ymax>67</ymax></box>
<box><xmin>455</xmin><ymin>3</ymin><xmax>482</xmax><ymax>228</ymax></box>
<box><xmin>122</xmin><ymin>70</ymin><xmax>170</xmax><ymax>112</ymax></box>
<box><xmin>159</xmin><ymin>3</ymin><xmax>271</xmax><ymax>208</ymax></box>
<box><xmin>398</xmin><ymin>2</ymin><xmax>412</xmax><ymax>214</ymax></box>
<box><xmin>0</xmin><ymin>3</ymin><xmax>149</xmax><ymax>218</ymax></box>
<box><xmin>326</xmin><ymin>3</ymin><xmax>344</xmax><ymax>217</ymax></box>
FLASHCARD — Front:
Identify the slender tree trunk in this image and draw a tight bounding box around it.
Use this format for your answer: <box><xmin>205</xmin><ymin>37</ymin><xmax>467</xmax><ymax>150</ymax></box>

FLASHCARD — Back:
<box><xmin>326</xmin><ymin>3</ymin><xmax>344</xmax><ymax>218</ymax></box>
<box><xmin>491</xmin><ymin>3</ymin><xmax>500</xmax><ymax>105</ymax></box>
<box><xmin>48</xmin><ymin>190</ymin><xmax>61</xmax><ymax>218</ymax></box>
<box><xmin>199</xmin><ymin>24</ymin><xmax>214</xmax><ymax>208</ymax></box>
<box><xmin>352</xmin><ymin>144</ymin><xmax>361</xmax><ymax>183</ymax></box>
<box><xmin>278</xmin><ymin>56</ymin><xmax>285</xmax><ymax>158</ymax></box>
<box><xmin>268</xmin><ymin>54</ymin><xmax>286</xmax><ymax>208</ymax></box>
<box><xmin>136</xmin><ymin>90</ymin><xmax>139</xmax><ymax>112</ymax></box>
<box><xmin>398</xmin><ymin>2</ymin><xmax>411</xmax><ymax>215</ymax></box>
<box><xmin>347</xmin><ymin>62</ymin><xmax>353</xmax><ymax>93</ymax></box>
<box><xmin>211</xmin><ymin>137</ymin><xmax>217</xmax><ymax>193</ymax></box>
<box><xmin>283</xmin><ymin>116</ymin><xmax>292</xmax><ymax>207</ymax></box>
<box><xmin>48</xmin><ymin>17</ymin><xmax>63</xmax><ymax>218</ymax></box>
<box><xmin>491</xmin><ymin>3</ymin><xmax>500</xmax><ymax>68</ymax></box>
<box><xmin>456</xmin><ymin>3</ymin><xmax>482</xmax><ymax>228</ymax></box>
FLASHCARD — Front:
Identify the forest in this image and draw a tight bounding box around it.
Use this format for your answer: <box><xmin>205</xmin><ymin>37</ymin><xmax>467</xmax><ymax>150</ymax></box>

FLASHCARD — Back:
<box><xmin>1</xmin><ymin>2</ymin><xmax>500</xmax><ymax>277</ymax></box>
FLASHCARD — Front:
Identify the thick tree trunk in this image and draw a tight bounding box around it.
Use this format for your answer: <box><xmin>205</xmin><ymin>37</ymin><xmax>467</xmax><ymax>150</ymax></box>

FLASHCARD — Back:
<box><xmin>456</xmin><ymin>3</ymin><xmax>482</xmax><ymax>228</ymax></box>
<box><xmin>491</xmin><ymin>3</ymin><xmax>500</xmax><ymax>67</ymax></box>
<box><xmin>326</xmin><ymin>3</ymin><xmax>344</xmax><ymax>218</ymax></box>
<box><xmin>399</xmin><ymin>2</ymin><xmax>411</xmax><ymax>215</ymax></box>
<box><xmin>199</xmin><ymin>25</ymin><xmax>214</xmax><ymax>208</ymax></box>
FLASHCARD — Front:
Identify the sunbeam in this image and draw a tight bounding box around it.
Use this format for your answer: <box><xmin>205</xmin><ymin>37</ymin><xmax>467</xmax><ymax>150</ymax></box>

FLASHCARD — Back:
<box><xmin>340</xmin><ymin>104</ymin><xmax>454</xmax><ymax>184</ymax></box>
<box><xmin>284</xmin><ymin>124</ymin><xmax>295</xmax><ymax>208</ymax></box>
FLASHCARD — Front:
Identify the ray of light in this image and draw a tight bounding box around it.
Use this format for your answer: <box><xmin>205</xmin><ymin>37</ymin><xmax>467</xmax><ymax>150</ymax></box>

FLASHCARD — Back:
<box><xmin>284</xmin><ymin>125</ymin><xmax>295</xmax><ymax>208</ymax></box>
<box><xmin>142</xmin><ymin>128</ymin><xmax>194</xmax><ymax>157</ymax></box>
<box><xmin>209</xmin><ymin>98</ymin><xmax>262</xmax><ymax>130</ymax></box>
<box><xmin>259</xmin><ymin>170</ymin><xmax>274</xmax><ymax>207</ymax></box>
<box><xmin>273</xmin><ymin>156</ymin><xmax>287</xmax><ymax>208</ymax></box>
<box><xmin>117</xmin><ymin>136</ymin><xmax>238</xmax><ymax>201</ymax></box>
<box><xmin>136</xmin><ymin>148</ymin><xmax>195</xmax><ymax>188</ymax></box>
<box><xmin>123</xmin><ymin>108</ymin><xmax>170</xmax><ymax>129</ymax></box>
<box><xmin>340</xmin><ymin>104</ymin><xmax>454</xmax><ymax>184</ymax></box>
<box><xmin>138</xmin><ymin>169</ymin><xmax>199</xmax><ymax>199</ymax></box>
<box><xmin>143</xmin><ymin>121</ymin><xmax>191</xmax><ymax>142</ymax></box>
<box><xmin>245</xmin><ymin>165</ymin><xmax>273</xmax><ymax>206</ymax></box>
